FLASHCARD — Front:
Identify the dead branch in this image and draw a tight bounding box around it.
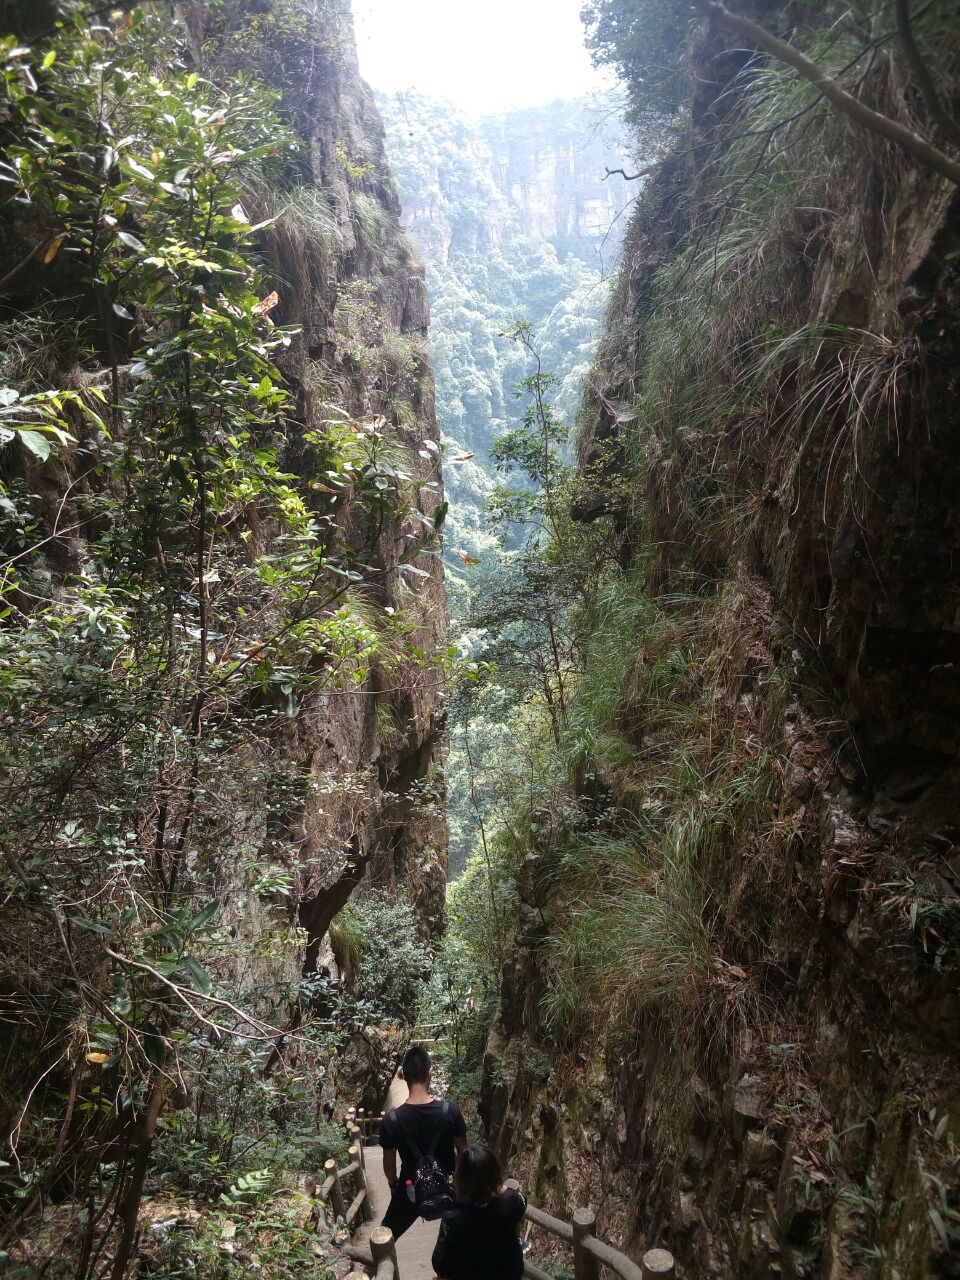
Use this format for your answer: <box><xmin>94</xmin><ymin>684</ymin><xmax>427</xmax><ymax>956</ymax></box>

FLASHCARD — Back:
<box><xmin>696</xmin><ymin>0</ymin><xmax>960</xmax><ymax>185</ymax></box>
<box><xmin>895</xmin><ymin>0</ymin><xmax>960</xmax><ymax>145</ymax></box>
<box><xmin>604</xmin><ymin>165</ymin><xmax>657</xmax><ymax>181</ymax></box>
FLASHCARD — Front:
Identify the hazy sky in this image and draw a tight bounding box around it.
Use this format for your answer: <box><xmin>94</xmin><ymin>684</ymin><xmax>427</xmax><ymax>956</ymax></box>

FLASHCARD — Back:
<box><xmin>352</xmin><ymin>0</ymin><xmax>612</xmax><ymax>114</ymax></box>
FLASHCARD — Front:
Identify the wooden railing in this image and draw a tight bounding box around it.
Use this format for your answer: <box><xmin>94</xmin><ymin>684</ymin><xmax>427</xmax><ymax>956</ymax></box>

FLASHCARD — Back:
<box><xmin>514</xmin><ymin>1189</ymin><xmax>675</xmax><ymax>1280</ymax></box>
<box><xmin>337</xmin><ymin>1113</ymin><xmax>675</xmax><ymax>1280</ymax></box>
<box><xmin>317</xmin><ymin>1120</ymin><xmax>373</xmax><ymax>1231</ymax></box>
<box><xmin>346</xmin><ymin>1106</ymin><xmax>384</xmax><ymax>1139</ymax></box>
<box><xmin>346</xmin><ymin>1226</ymin><xmax>400</xmax><ymax>1280</ymax></box>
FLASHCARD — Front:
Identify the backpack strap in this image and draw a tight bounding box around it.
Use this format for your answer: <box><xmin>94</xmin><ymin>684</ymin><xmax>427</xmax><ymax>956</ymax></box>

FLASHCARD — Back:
<box><xmin>389</xmin><ymin>1105</ymin><xmax>427</xmax><ymax>1164</ymax></box>
<box><xmin>424</xmin><ymin>1100</ymin><xmax>451</xmax><ymax>1160</ymax></box>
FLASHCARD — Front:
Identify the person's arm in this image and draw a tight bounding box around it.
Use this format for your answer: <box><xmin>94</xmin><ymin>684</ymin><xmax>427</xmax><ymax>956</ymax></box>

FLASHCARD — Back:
<box><xmin>454</xmin><ymin>1133</ymin><xmax>468</xmax><ymax>1156</ymax></box>
<box><xmin>379</xmin><ymin>1113</ymin><xmax>398</xmax><ymax>1191</ymax></box>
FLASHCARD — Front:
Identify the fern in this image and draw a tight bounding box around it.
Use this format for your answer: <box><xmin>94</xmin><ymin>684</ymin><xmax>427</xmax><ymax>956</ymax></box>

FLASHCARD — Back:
<box><xmin>219</xmin><ymin>1167</ymin><xmax>274</xmax><ymax>1207</ymax></box>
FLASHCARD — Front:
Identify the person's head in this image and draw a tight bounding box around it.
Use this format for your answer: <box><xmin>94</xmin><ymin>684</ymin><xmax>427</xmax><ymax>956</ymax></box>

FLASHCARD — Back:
<box><xmin>401</xmin><ymin>1044</ymin><xmax>432</xmax><ymax>1087</ymax></box>
<box><xmin>453</xmin><ymin>1144</ymin><xmax>502</xmax><ymax>1207</ymax></box>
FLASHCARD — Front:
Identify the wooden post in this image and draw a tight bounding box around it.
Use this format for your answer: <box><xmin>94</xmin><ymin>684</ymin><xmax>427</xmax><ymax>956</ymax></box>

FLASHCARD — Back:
<box><xmin>370</xmin><ymin>1225</ymin><xmax>400</xmax><ymax>1280</ymax></box>
<box><xmin>572</xmin><ymin>1208</ymin><xmax>599</xmax><ymax>1280</ymax></box>
<box><xmin>349</xmin><ymin>1122</ymin><xmax>365</xmax><ymax>1163</ymax></box>
<box><xmin>324</xmin><ymin>1157</ymin><xmax>346</xmax><ymax>1220</ymax></box>
<box><xmin>349</xmin><ymin>1142</ymin><xmax>374</xmax><ymax>1222</ymax></box>
<box><xmin>642</xmin><ymin>1249</ymin><xmax>675</xmax><ymax>1278</ymax></box>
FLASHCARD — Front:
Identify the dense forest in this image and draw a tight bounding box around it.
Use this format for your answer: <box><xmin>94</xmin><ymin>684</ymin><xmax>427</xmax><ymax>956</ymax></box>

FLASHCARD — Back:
<box><xmin>376</xmin><ymin>92</ymin><xmax>634</xmax><ymax>871</ymax></box>
<box><xmin>0</xmin><ymin>2</ymin><xmax>449</xmax><ymax>1273</ymax></box>
<box><xmin>1</xmin><ymin>0</ymin><xmax>959</xmax><ymax>1277</ymax></box>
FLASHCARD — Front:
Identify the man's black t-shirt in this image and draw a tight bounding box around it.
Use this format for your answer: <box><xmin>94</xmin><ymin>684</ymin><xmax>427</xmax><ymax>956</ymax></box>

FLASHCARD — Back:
<box><xmin>379</xmin><ymin>1099</ymin><xmax>467</xmax><ymax>1181</ymax></box>
<box><xmin>432</xmin><ymin>1188</ymin><xmax>527</xmax><ymax>1280</ymax></box>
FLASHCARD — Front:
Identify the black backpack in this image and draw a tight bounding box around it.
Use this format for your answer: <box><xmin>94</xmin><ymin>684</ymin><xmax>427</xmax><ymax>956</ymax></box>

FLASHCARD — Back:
<box><xmin>389</xmin><ymin>1100</ymin><xmax>456</xmax><ymax>1221</ymax></box>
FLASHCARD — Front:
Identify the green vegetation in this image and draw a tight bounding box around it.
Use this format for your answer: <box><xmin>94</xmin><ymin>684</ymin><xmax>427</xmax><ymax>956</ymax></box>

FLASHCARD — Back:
<box><xmin>328</xmin><ymin>891</ymin><xmax>428</xmax><ymax>1026</ymax></box>
<box><xmin>377</xmin><ymin>92</ymin><xmax>637</xmax><ymax>873</ymax></box>
<box><xmin>0</xmin><ymin>4</ymin><xmax>444</xmax><ymax>1273</ymax></box>
<box><xmin>439</xmin><ymin>1</ymin><xmax>960</xmax><ymax>1273</ymax></box>
<box><xmin>581</xmin><ymin>0</ymin><xmax>698</xmax><ymax>122</ymax></box>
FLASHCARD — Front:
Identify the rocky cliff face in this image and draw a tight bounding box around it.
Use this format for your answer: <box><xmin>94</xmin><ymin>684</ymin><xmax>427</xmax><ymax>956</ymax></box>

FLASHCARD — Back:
<box><xmin>478</xmin><ymin>8</ymin><xmax>960</xmax><ymax>1278</ymax></box>
<box><xmin>379</xmin><ymin>93</ymin><xmax>632</xmax><ymax>262</ymax></box>
<box><xmin>215</xmin><ymin>0</ymin><xmax>450</xmax><ymax>950</ymax></box>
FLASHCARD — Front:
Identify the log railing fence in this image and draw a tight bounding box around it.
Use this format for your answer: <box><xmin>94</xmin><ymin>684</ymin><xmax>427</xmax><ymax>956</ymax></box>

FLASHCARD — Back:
<box><xmin>331</xmin><ymin>1109</ymin><xmax>675</xmax><ymax>1280</ymax></box>
<box><xmin>509</xmin><ymin>1183</ymin><xmax>674</xmax><ymax>1280</ymax></box>
<box><xmin>317</xmin><ymin>1120</ymin><xmax>374</xmax><ymax>1234</ymax></box>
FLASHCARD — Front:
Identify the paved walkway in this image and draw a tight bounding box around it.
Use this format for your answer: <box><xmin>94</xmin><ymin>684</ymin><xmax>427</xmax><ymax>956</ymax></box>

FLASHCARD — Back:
<box><xmin>354</xmin><ymin>1076</ymin><xmax>440</xmax><ymax>1280</ymax></box>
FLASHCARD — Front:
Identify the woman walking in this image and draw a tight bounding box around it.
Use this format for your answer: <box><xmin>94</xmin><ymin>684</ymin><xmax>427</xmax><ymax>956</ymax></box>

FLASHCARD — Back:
<box><xmin>432</xmin><ymin>1144</ymin><xmax>526</xmax><ymax>1280</ymax></box>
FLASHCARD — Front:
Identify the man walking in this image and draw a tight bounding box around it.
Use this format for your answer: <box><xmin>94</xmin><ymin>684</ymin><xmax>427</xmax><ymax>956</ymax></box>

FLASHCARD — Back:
<box><xmin>379</xmin><ymin>1045</ymin><xmax>468</xmax><ymax>1239</ymax></box>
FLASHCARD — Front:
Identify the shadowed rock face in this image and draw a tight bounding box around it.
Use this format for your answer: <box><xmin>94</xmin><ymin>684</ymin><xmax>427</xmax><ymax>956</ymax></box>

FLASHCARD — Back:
<box><xmin>479</xmin><ymin>8</ymin><xmax>960</xmax><ymax>1277</ymax></box>
<box><xmin>196</xmin><ymin>2</ymin><xmax>451</xmax><ymax>948</ymax></box>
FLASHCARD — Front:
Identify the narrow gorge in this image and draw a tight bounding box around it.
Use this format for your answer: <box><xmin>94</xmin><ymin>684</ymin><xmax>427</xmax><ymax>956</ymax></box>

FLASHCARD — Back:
<box><xmin>1</xmin><ymin>2</ymin><xmax>959</xmax><ymax>1278</ymax></box>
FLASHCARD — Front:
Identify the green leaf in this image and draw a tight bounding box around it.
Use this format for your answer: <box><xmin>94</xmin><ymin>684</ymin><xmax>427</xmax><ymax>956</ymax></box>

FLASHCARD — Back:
<box><xmin>117</xmin><ymin>230</ymin><xmax>146</xmax><ymax>253</ymax></box>
<box><xmin>143</xmin><ymin>1025</ymin><xmax>167</xmax><ymax>1068</ymax></box>
<box><xmin>42</xmin><ymin>50</ymin><xmax>56</xmax><ymax>70</ymax></box>
<box><xmin>186</xmin><ymin>71</ymin><xmax>198</xmax><ymax>89</ymax></box>
<box><xmin>182</xmin><ymin>955</ymin><xmax>212</xmax><ymax>995</ymax></box>
<box><xmin>929</xmin><ymin>1207</ymin><xmax>950</xmax><ymax>1249</ymax></box>
<box><xmin>68</xmin><ymin>914</ymin><xmax>113</xmax><ymax>936</ymax></box>
<box><xmin>122</xmin><ymin>157</ymin><xmax>155</xmax><ymax>182</ymax></box>
<box><xmin>18</xmin><ymin>430</ymin><xmax>51</xmax><ymax>461</ymax></box>
<box><xmin>188</xmin><ymin>899</ymin><xmax>220</xmax><ymax>931</ymax></box>
<box><xmin>112</xmin><ymin>302</ymin><xmax>133</xmax><ymax>320</ymax></box>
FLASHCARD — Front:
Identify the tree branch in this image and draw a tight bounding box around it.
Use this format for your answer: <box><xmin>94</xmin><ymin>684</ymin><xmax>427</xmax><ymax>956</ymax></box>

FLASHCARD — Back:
<box><xmin>604</xmin><ymin>165</ymin><xmax>657</xmax><ymax>182</ymax></box>
<box><xmin>696</xmin><ymin>0</ymin><xmax>960</xmax><ymax>185</ymax></box>
<box><xmin>895</xmin><ymin>0</ymin><xmax>960</xmax><ymax>146</ymax></box>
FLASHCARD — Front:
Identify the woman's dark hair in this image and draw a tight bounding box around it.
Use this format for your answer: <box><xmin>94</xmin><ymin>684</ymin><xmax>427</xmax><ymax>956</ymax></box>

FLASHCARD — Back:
<box><xmin>453</xmin><ymin>1143</ymin><xmax>502</xmax><ymax>1207</ymax></box>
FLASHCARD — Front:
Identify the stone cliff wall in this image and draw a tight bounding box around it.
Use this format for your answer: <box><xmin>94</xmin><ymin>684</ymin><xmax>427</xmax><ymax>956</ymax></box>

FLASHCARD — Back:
<box><xmin>213</xmin><ymin>0</ymin><xmax>450</xmax><ymax>950</ymax></box>
<box><xmin>479</xmin><ymin>9</ymin><xmax>960</xmax><ymax>1279</ymax></box>
<box><xmin>378</xmin><ymin>92</ymin><xmax>632</xmax><ymax>261</ymax></box>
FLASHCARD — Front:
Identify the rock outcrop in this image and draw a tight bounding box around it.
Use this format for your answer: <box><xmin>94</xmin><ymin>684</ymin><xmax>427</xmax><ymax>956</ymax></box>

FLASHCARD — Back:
<box><xmin>479</xmin><ymin>7</ymin><xmax>960</xmax><ymax>1277</ymax></box>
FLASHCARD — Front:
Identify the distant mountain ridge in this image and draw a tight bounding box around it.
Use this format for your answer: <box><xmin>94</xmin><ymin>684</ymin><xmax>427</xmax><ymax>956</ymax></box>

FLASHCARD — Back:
<box><xmin>378</xmin><ymin>92</ymin><xmax>632</xmax><ymax>261</ymax></box>
<box><xmin>377</xmin><ymin>91</ymin><xmax>634</xmax><ymax>875</ymax></box>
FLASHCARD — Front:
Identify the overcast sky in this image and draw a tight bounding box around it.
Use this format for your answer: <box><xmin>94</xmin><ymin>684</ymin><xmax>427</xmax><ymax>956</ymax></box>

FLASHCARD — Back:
<box><xmin>352</xmin><ymin>0</ymin><xmax>613</xmax><ymax>115</ymax></box>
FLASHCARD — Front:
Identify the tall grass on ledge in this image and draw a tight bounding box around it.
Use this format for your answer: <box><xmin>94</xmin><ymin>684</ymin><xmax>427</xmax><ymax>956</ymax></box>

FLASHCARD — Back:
<box><xmin>539</xmin><ymin>744</ymin><xmax>773</xmax><ymax>1060</ymax></box>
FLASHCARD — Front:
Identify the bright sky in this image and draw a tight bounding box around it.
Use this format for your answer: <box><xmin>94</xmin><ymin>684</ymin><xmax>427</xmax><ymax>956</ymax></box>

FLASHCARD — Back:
<box><xmin>352</xmin><ymin>0</ymin><xmax>612</xmax><ymax>114</ymax></box>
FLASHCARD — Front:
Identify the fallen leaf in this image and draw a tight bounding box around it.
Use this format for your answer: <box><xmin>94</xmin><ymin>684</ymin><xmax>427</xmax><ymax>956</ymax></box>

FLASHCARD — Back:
<box><xmin>253</xmin><ymin>291</ymin><xmax>279</xmax><ymax>316</ymax></box>
<box><xmin>86</xmin><ymin>1051</ymin><xmax>110</xmax><ymax>1065</ymax></box>
<box><xmin>43</xmin><ymin>235</ymin><xmax>64</xmax><ymax>264</ymax></box>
